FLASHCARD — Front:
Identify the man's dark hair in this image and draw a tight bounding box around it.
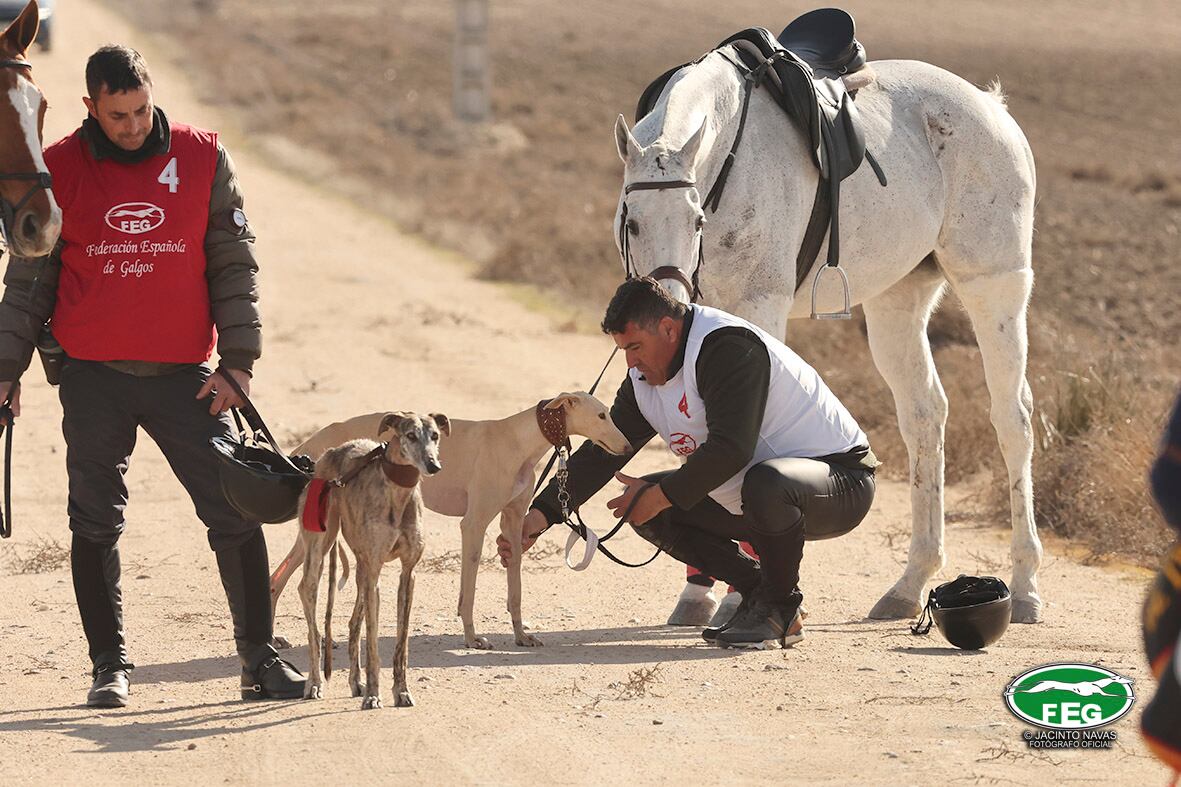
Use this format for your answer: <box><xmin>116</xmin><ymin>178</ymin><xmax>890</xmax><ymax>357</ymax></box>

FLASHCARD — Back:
<box><xmin>601</xmin><ymin>276</ymin><xmax>688</xmax><ymax>334</ymax></box>
<box><xmin>85</xmin><ymin>46</ymin><xmax>152</xmax><ymax>99</ymax></box>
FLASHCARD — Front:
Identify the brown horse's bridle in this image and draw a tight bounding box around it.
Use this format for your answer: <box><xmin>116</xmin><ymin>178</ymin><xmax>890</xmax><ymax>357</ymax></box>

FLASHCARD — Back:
<box><xmin>0</xmin><ymin>58</ymin><xmax>52</xmax><ymax>248</ymax></box>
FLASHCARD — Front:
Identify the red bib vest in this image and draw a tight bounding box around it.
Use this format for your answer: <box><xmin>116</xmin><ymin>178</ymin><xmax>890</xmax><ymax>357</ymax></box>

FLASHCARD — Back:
<box><xmin>47</xmin><ymin>122</ymin><xmax>219</xmax><ymax>363</ymax></box>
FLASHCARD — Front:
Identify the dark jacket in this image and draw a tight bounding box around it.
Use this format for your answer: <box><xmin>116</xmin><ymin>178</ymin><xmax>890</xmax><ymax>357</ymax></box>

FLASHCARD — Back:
<box><xmin>0</xmin><ymin>106</ymin><xmax>261</xmax><ymax>381</ymax></box>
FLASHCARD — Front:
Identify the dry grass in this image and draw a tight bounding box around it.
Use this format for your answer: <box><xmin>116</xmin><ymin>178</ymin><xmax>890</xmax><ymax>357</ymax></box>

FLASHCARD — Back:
<box><xmin>6</xmin><ymin>535</ymin><xmax>70</xmax><ymax>575</ymax></box>
<box><xmin>1027</xmin><ymin>359</ymin><xmax>1174</xmax><ymax>566</ymax></box>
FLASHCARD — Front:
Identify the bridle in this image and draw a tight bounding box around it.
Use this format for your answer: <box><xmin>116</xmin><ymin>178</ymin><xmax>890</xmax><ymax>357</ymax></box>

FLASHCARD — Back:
<box><xmin>0</xmin><ymin>58</ymin><xmax>52</xmax><ymax>248</ymax></box>
<box><xmin>618</xmin><ymin>178</ymin><xmax>705</xmax><ymax>303</ymax></box>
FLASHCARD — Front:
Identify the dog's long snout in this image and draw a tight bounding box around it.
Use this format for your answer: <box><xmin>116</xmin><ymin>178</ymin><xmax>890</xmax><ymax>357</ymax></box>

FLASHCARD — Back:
<box><xmin>425</xmin><ymin>459</ymin><xmax>442</xmax><ymax>475</ymax></box>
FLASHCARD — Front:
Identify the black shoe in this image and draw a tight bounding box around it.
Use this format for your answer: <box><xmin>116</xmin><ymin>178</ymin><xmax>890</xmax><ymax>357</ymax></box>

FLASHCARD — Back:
<box><xmin>715</xmin><ymin>593</ymin><xmax>805</xmax><ymax>650</ymax></box>
<box><xmin>87</xmin><ymin>662</ymin><xmax>134</xmax><ymax>708</ymax></box>
<box><xmin>241</xmin><ymin>653</ymin><xmax>306</xmax><ymax>701</ymax></box>
<box><xmin>702</xmin><ymin>593</ymin><xmax>752</xmax><ymax>643</ymax></box>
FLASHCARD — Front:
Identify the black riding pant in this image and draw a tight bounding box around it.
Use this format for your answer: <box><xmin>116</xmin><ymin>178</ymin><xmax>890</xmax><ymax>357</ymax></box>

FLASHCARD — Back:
<box><xmin>634</xmin><ymin>457</ymin><xmax>875</xmax><ymax>602</ymax></box>
<box><xmin>59</xmin><ymin>360</ymin><xmax>259</xmax><ymax>551</ymax></box>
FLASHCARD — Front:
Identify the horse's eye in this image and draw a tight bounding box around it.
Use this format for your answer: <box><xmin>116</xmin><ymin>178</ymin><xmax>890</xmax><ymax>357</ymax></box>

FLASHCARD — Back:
<box><xmin>626</xmin><ymin>218</ymin><xmax>639</xmax><ymax>236</ymax></box>
<box><xmin>696</xmin><ymin>215</ymin><xmax>706</xmax><ymax>230</ymax></box>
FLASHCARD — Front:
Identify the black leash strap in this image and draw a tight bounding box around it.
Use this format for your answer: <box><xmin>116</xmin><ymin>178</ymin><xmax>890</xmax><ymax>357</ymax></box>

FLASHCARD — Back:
<box><xmin>560</xmin><ymin>482</ymin><xmax>663</xmax><ymax>570</ymax></box>
<box><xmin>0</xmin><ymin>380</ymin><xmax>17</xmax><ymax>539</ymax></box>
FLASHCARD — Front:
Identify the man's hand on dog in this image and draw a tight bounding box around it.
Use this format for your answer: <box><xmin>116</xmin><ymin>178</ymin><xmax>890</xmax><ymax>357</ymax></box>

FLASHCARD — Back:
<box><xmin>497</xmin><ymin>509</ymin><xmax>549</xmax><ymax>567</ymax></box>
<box><xmin>607</xmin><ymin>472</ymin><xmax>671</xmax><ymax>525</ymax></box>
<box><xmin>197</xmin><ymin>368</ymin><xmax>251</xmax><ymax>415</ymax></box>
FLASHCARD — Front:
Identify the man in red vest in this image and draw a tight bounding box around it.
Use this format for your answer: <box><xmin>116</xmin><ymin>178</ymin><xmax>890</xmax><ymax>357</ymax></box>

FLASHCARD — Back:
<box><xmin>0</xmin><ymin>46</ymin><xmax>304</xmax><ymax>707</ymax></box>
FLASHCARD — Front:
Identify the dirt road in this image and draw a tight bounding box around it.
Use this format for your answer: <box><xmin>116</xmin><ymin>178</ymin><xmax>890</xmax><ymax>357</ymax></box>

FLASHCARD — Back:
<box><xmin>0</xmin><ymin>2</ymin><xmax>1167</xmax><ymax>784</ymax></box>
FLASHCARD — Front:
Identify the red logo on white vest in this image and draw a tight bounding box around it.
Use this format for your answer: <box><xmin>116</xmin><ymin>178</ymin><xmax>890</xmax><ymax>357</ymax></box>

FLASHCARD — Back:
<box><xmin>105</xmin><ymin>202</ymin><xmax>165</xmax><ymax>234</ymax></box>
<box><xmin>678</xmin><ymin>394</ymin><xmax>691</xmax><ymax>419</ymax></box>
<box><xmin>670</xmin><ymin>432</ymin><xmax>697</xmax><ymax>456</ymax></box>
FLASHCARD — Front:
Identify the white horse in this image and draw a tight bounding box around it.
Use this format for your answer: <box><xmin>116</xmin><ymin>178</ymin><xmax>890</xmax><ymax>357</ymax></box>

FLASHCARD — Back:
<box><xmin>613</xmin><ymin>51</ymin><xmax>1041</xmax><ymax>623</ymax></box>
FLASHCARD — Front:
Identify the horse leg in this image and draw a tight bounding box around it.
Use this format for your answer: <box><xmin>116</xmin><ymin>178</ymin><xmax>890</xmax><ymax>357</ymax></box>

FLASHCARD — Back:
<box><xmin>862</xmin><ymin>259</ymin><xmax>950</xmax><ymax>619</ymax></box>
<box><xmin>948</xmin><ymin>265</ymin><xmax>1041</xmax><ymax>623</ymax></box>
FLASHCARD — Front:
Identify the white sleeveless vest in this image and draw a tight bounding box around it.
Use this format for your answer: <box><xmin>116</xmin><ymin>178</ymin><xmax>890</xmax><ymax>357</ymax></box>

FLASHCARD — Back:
<box><xmin>631</xmin><ymin>305</ymin><xmax>868</xmax><ymax>514</ymax></box>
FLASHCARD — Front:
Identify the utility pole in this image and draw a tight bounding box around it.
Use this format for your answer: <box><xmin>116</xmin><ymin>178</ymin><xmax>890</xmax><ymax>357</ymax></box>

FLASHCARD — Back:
<box><xmin>453</xmin><ymin>0</ymin><xmax>491</xmax><ymax>123</ymax></box>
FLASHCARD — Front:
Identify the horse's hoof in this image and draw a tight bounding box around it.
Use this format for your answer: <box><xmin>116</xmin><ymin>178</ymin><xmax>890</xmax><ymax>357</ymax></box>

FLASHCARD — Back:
<box><xmin>303</xmin><ymin>684</ymin><xmax>322</xmax><ymax>700</ymax></box>
<box><xmin>706</xmin><ymin>592</ymin><xmax>742</xmax><ymax>628</ymax></box>
<box><xmin>667</xmin><ymin>596</ymin><xmax>718</xmax><ymax>627</ymax></box>
<box><xmin>515</xmin><ymin>632</ymin><xmax>544</xmax><ymax>647</ymax></box>
<box><xmin>466</xmin><ymin>636</ymin><xmax>492</xmax><ymax>650</ymax></box>
<box><xmin>272</xmin><ymin>635</ymin><xmax>293</xmax><ymax>650</ymax></box>
<box><xmin>394</xmin><ymin>690</ymin><xmax>415</xmax><ymax>708</ymax></box>
<box><xmin>362</xmin><ymin>695</ymin><xmax>382</xmax><ymax>710</ymax></box>
<box><xmin>869</xmin><ymin>593</ymin><xmax>921</xmax><ymax>620</ymax></box>
<box><xmin>1011</xmin><ymin>597</ymin><xmax>1044</xmax><ymax>624</ymax></box>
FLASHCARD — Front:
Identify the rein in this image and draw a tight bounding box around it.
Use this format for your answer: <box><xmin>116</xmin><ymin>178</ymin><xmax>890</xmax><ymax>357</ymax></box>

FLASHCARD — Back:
<box><xmin>0</xmin><ymin>59</ymin><xmax>53</xmax><ymax>250</ymax></box>
<box><xmin>0</xmin><ymin>381</ymin><xmax>15</xmax><ymax>538</ymax></box>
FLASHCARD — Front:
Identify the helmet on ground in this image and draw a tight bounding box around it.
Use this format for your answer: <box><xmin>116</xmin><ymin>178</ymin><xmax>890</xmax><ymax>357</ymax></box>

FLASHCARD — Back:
<box><xmin>912</xmin><ymin>574</ymin><xmax>1012</xmax><ymax>649</ymax></box>
<box><xmin>210</xmin><ymin>435</ymin><xmax>314</xmax><ymax>524</ymax></box>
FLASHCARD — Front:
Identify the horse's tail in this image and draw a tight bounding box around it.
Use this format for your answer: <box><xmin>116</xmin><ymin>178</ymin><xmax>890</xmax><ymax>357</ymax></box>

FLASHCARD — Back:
<box><xmin>324</xmin><ymin>540</ymin><xmax>337</xmax><ymax>677</ymax></box>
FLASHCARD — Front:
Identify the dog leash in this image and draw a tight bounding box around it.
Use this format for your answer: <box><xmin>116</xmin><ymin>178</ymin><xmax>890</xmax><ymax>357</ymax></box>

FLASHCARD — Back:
<box><xmin>0</xmin><ymin>379</ymin><xmax>18</xmax><ymax>539</ymax></box>
<box><xmin>560</xmin><ymin>482</ymin><xmax>663</xmax><ymax>571</ymax></box>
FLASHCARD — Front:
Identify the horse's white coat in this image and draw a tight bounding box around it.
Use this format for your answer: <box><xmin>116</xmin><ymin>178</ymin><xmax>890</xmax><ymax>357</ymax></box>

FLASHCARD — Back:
<box><xmin>614</xmin><ymin>54</ymin><xmax>1042</xmax><ymax>622</ymax></box>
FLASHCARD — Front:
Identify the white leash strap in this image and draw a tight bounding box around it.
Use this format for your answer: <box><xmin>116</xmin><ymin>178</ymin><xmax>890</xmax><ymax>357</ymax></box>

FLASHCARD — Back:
<box><xmin>564</xmin><ymin>525</ymin><xmax>600</xmax><ymax>571</ymax></box>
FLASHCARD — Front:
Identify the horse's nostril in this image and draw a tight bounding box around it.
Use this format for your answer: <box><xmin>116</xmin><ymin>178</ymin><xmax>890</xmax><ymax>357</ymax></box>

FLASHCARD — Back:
<box><xmin>20</xmin><ymin>211</ymin><xmax>39</xmax><ymax>241</ymax></box>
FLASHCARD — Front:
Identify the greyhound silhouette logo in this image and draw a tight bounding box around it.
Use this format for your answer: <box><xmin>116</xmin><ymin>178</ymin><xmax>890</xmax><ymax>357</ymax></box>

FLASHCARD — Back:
<box><xmin>105</xmin><ymin>202</ymin><xmax>165</xmax><ymax>234</ymax></box>
<box><xmin>670</xmin><ymin>433</ymin><xmax>697</xmax><ymax>456</ymax></box>
<box><xmin>1004</xmin><ymin>663</ymin><xmax>1134</xmax><ymax>729</ymax></box>
<box><xmin>678</xmin><ymin>394</ymin><xmax>690</xmax><ymax>419</ymax></box>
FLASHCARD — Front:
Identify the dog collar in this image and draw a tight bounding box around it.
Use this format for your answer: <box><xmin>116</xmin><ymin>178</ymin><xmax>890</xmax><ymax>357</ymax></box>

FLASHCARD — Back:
<box><xmin>381</xmin><ymin>457</ymin><xmax>420</xmax><ymax>488</ymax></box>
<box><xmin>535</xmin><ymin>399</ymin><xmax>572</xmax><ymax>450</ymax></box>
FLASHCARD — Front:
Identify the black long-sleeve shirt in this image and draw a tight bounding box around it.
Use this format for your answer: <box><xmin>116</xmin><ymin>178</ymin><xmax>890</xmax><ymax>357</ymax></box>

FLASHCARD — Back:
<box><xmin>533</xmin><ymin>309</ymin><xmax>779</xmax><ymax>523</ymax></box>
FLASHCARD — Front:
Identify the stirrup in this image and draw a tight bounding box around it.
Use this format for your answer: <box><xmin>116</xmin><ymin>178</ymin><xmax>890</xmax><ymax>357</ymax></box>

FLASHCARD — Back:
<box><xmin>810</xmin><ymin>264</ymin><xmax>852</xmax><ymax>320</ymax></box>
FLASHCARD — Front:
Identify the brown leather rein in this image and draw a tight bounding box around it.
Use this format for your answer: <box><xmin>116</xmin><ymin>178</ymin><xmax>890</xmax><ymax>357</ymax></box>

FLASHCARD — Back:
<box><xmin>333</xmin><ymin>444</ymin><xmax>420</xmax><ymax>489</ymax></box>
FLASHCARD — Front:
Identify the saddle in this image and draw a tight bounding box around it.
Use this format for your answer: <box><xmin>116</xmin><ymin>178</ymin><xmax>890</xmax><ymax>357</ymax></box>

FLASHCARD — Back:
<box><xmin>634</xmin><ymin>9</ymin><xmax>886</xmax><ymax>316</ymax></box>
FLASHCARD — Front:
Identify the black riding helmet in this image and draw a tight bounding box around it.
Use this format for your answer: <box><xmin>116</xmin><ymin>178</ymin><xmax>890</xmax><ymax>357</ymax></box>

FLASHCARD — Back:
<box><xmin>207</xmin><ymin>368</ymin><xmax>314</xmax><ymax>524</ymax></box>
<box><xmin>911</xmin><ymin>575</ymin><xmax>1012</xmax><ymax>649</ymax></box>
<box><xmin>210</xmin><ymin>436</ymin><xmax>314</xmax><ymax>524</ymax></box>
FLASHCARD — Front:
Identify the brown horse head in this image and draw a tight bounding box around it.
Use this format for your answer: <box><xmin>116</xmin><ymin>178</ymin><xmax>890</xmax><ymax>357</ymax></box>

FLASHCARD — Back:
<box><xmin>0</xmin><ymin>1</ymin><xmax>60</xmax><ymax>257</ymax></box>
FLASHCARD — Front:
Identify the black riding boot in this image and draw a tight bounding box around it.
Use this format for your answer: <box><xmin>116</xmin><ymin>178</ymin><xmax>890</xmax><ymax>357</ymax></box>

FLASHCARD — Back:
<box><xmin>215</xmin><ymin>529</ymin><xmax>305</xmax><ymax>700</ymax></box>
<box><xmin>72</xmin><ymin>534</ymin><xmax>134</xmax><ymax>707</ymax></box>
<box><xmin>633</xmin><ymin>516</ymin><xmax>762</xmax><ymax>596</ymax></box>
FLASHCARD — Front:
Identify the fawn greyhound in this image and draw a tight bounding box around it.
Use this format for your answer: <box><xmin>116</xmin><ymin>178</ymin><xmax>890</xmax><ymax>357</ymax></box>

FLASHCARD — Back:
<box><xmin>299</xmin><ymin>411</ymin><xmax>448</xmax><ymax>709</ymax></box>
<box><xmin>276</xmin><ymin>393</ymin><xmax>631</xmax><ymax>649</ymax></box>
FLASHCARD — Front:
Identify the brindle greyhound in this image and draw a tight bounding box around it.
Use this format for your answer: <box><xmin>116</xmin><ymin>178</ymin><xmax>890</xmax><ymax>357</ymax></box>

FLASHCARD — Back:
<box><xmin>298</xmin><ymin>411</ymin><xmax>447</xmax><ymax>709</ymax></box>
<box><xmin>275</xmin><ymin>393</ymin><xmax>631</xmax><ymax>649</ymax></box>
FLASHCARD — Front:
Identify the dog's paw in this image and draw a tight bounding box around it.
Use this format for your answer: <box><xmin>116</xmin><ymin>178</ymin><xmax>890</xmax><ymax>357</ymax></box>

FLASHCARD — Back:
<box><xmin>272</xmin><ymin>635</ymin><xmax>293</xmax><ymax>650</ymax></box>
<box><xmin>465</xmin><ymin>635</ymin><xmax>493</xmax><ymax>650</ymax></box>
<box><xmin>361</xmin><ymin>695</ymin><xmax>383</xmax><ymax>710</ymax></box>
<box><xmin>350</xmin><ymin>682</ymin><xmax>365</xmax><ymax>698</ymax></box>
<box><xmin>515</xmin><ymin>632</ymin><xmax>544</xmax><ymax>648</ymax></box>
<box><xmin>303</xmin><ymin>684</ymin><xmax>322</xmax><ymax>700</ymax></box>
<box><xmin>394</xmin><ymin>689</ymin><xmax>415</xmax><ymax>708</ymax></box>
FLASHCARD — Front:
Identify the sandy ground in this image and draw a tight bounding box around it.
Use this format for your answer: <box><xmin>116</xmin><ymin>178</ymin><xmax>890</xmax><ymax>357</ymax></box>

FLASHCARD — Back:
<box><xmin>0</xmin><ymin>2</ymin><xmax>1170</xmax><ymax>785</ymax></box>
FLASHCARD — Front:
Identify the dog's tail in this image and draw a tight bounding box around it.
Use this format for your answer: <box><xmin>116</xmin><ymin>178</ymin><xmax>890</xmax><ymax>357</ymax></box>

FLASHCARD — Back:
<box><xmin>338</xmin><ymin>542</ymin><xmax>350</xmax><ymax>591</ymax></box>
<box><xmin>325</xmin><ymin>540</ymin><xmax>337</xmax><ymax>677</ymax></box>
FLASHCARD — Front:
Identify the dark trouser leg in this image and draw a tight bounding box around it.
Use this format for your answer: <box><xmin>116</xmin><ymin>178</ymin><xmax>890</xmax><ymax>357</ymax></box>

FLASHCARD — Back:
<box><xmin>632</xmin><ymin>472</ymin><xmax>761</xmax><ymax>596</ymax></box>
<box><xmin>740</xmin><ymin>458</ymin><xmax>876</xmax><ymax>603</ymax></box>
<box><xmin>138</xmin><ymin>365</ymin><xmax>303</xmax><ymax>698</ymax></box>
<box><xmin>60</xmin><ymin>362</ymin><xmax>139</xmax><ymax>669</ymax></box>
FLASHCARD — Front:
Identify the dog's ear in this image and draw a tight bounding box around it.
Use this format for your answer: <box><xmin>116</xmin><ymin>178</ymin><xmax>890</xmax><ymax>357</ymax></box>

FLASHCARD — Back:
<box><xmin>429</xmin><ymin>413</ymin><xmax>451</xmax><ymax>437</ymax></box>
<box><xmin>378</xmin><ymin>411</ymin><xmax>412</xmax><ymax>438</ymax></box>
<box><xmin>543</xmin><ymin>392</ymin><xmax>580</xmax><ymax>410</ymax></box>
